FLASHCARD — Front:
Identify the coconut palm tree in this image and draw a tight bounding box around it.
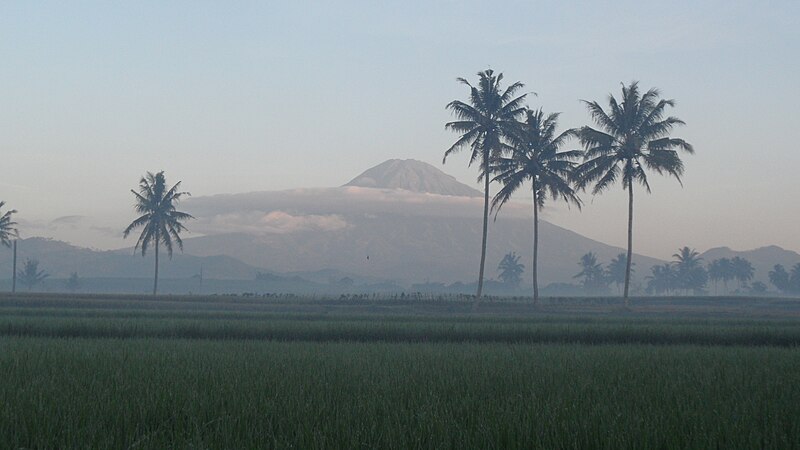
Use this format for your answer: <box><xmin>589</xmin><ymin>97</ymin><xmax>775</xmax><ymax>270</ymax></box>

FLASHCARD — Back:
<box><xmin>497</xmin><ymin>251</ymin><xmax>524</xmax><ymax>288</ymax></box>
<box><xmin>646</xmin><ymin>263</ymin><xmax>678</xmax><ymax>295</ymax></box>
<box><xmin>673</xmin><ymin>247</ymin><xmax>707</xmax><ymax>294</ymax></box>
<box><xmin>606</xmin><ymin>253</ymin><xmax>632</xmax><ymax>294</ymax></box>
<box><xmin>769</xmin><ymin>264</ymin><xmax>790</xmax><ymax>293</ymax></box>
<box><xmin>730</xmin><ymin>256</ymin><xmax>754</xmax><ymax>291</ymax></box>
<box><xmin>574</xmin><ymin>252</ymin><xmax>606</xmax><ymax>294</ymax></box>
<box><xmin>123</xmin><ymin>171</ymin><xmax>194</xmax><ymax>295</ymax></box>
<box><xmin>444</xmin><ymin>69</ymin><xmax>527</xmax><ymax>301</ymax></box>
<box><xmin>0</xmin><ymin>202</ymin><xmax>19</xmax><ymax>292</ymax></box>
<box><xmin>18</xmin><ymin>259</ymin><xmax>48</xmax><ymax>291</ymax></box>
<box><xmin>707</xmin><ymin>259</ymin><xmax>724</xmax><ymax>295</ymax></box>
<box><xmin>490</xmin><ymin>108</ymin><xmax>582</xmax><ymax>304</ymax></box>
<box><xmin>714</xmin><ymin>257</ymin><xmax>735</xmax><ymax>294</ymax></box>
<box><xmin>575</xmin><ymin>82</ymin><xmax>693</xmax><ymax>303</ymax></box>
<box><xmin>0</xmin><ymin>202</ymin><xmax>18</xmax><ymax>248</ymax></box>
<box><xmin>790</xmin><ymin>264</ymin><xmax>800</xmax><ymax>293</ymax></box>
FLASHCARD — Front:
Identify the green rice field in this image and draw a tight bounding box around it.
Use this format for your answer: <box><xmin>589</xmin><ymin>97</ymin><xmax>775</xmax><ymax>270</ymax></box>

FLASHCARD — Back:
<box><xmin>1</xmin><ymin>293</ymin><xmax>799</xmax><ymax>449</ymax></box>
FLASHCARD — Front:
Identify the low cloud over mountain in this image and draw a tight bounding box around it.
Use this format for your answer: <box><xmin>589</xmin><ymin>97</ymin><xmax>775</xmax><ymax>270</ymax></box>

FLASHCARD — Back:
<box><xmin>181</xmin><ymin>159</ymin><xmax>663</xmax><ymax>284</ymax></box>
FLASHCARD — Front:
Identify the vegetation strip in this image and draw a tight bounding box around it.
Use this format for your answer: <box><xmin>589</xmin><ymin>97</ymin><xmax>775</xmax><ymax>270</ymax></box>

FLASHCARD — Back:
<box><xmin>1</xmin><ymin>316</ymin><xmax>799</xmax><ymax>346</ymax></box>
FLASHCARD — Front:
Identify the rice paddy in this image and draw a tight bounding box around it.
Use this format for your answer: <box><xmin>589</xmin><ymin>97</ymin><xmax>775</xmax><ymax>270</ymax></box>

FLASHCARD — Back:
<box><xmin>1</xmin><ymin>293</ymin><xmax>798</xmax><ymax>449</ymax></box>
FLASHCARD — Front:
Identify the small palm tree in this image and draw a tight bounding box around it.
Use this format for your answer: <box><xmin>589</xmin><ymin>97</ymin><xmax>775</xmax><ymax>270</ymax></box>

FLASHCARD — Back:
<box><xmin>574</xmin><ymin>252</ymin><xmax>606</xmax><ymax>294</ymax></box>
<box><xmin>576</xmin><ymin>82</ymin><xmax>693</xmax><ymax>304</ymax></box>
<box><xmin>730</xmin><ymin>256</ymin><xmax>754</xmax><ymax>291</ymax></box>
<box><xmin>707</xmin><ymin>259</ymin><xmax>724</xmax><ymax>295</ymax></box>
<box><xmin>673</xmin><ymin>247</ymin><xmax>707</xmax><ymax>294</ymax></box>
<box><xmin>444</xmin><ymin>69</ymin><xmax>528</xmax><ymax>302</ymax></box>
<box><xmin>0</xmin><ymin>202</ymin><xmax>18</xmax><ymax>248</ymax></box>
<box><xmin>0</xmin><ymin>202</ymin><xmax>19</xmax><ymax>292</ymax></box>
<box><xmin>123</xmin><ymin>171</ymin><xmax>194</xmax><ymax>295</ymax></box>
<box><xmin>497</xmin><ymin>251</ymin><xmax>524</xmax><ymax>288</ymax></box>
<box><xmin>606</xmin><ymin>253</ymin><xmax>632</xmax><ymax>294</ymax></box>
<box><xmin>769</xmin><ymin>264</ymin><xmax>791</xmax><ymax>293</ymax></box>
<box><xmin>646</xmin><ymin>263</ymin><xmax>678</xmax><ymax>295</ymax></box>
<box><xmin>715</xmin><ymin>257</ymin><xmax>735</xmax><ymax>294</ymax></box>
<box><xmin>18</xmin><ymin>259</ymin><xmax>48</xmax><ymax>291</ymax></box>
<box><xmin>790</xmin><ymin>264</ymin><xmax>800</xmax><ymax>293</ymax></box>
<box><xmin>490</xmin><ymin>108</ymin><xmax>582</xmax><ymax>304</ymax></box>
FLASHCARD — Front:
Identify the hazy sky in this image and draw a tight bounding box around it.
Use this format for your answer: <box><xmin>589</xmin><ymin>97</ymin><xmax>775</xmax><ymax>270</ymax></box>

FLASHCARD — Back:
<box><xmin>1</xmin><ymin>0</ymin><xmax>798</xmax><ymax>258</ymax></box>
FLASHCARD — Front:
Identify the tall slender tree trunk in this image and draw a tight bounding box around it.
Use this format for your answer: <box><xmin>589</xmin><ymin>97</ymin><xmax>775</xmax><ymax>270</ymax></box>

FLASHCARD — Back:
<box><xmin>474</xmin><ymin>152</ymin><xmax>490</xmax><ymax>307</ymax></box>
<box><xmin>11</xmin><ymin>240</ymin><xmax>17</xmax><ymax>293</ymax></box>
<box><xmin>623</xmin><ymin>182</ymin><xmax>634</xmax><ymax>305</ymax></box>
<box><xmin>531</xmin><ymin>182</ymin><xmax>539</xmax><ymax>305</ymax></box>
<box><xmin>153</xmin><ymin>232</ymin><xmax>159</xmax><ymax>296</ymax></box>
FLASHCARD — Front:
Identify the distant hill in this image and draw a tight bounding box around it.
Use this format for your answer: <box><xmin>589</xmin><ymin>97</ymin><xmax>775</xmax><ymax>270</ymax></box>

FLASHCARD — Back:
<box><xmin>344</xmin><ymin>159</ymin><xmax>482</xmax><ymax>197</ymax></box>
<box><xmin>701</xmin><ymin>246</ymin><xmax>800</xmax><ymax>283</ymax></box>
<box><xmin>0</xmin><ymin>237</ymin><xmax>265</xmax><ymax>280</ymax></box>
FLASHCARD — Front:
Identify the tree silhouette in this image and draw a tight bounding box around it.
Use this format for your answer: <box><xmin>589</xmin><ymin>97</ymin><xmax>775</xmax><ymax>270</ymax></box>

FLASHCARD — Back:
<box><xmin>574</xmin><ymin>252</ymin><xmax>607</xmax><ymax>294</ymax></box>
<box><xmin>730</xmin><ymin>256</ymin><xmax>754</xmax><ymax>291</ymax></box>
<box><xmin>707</xmin><ymin>259</ymin><xmax>724</xmax><ymax>295</ymax></box>
<box><xmin>606</xmin><ymin>253</ymin><xmax>633</xmax><ymax>294</ymax></box>
<box><xmin>713</xmin><ymin>258</ymin><xmax>735</xmax><ymax>294</ymax></box>
<box><xmin>575</xmin><ymin>82</ymin><xmax>693</xmax><ymax>303</ymax></box>
<box><xmin>123</xmin><ymin>171</ymin><xmax>194</xmax><ymax>295</ymax></box>
<box><xmin>791</xmin><ymin>264</ymin><xmax>800</xmax><ymax>293</ymax></box>
<box><xmin>769</xmin><ymin>264</ymin><xmax>791</xmax><ymax>293</ymax></box>
<box><xmin>497</xmin><ymin>252</ymin><xmax>524</xmax><ymax>288</ymax></box>
<box><xmin>18</xmin><ymin>259</ymin><xmax>48</xmax><ymax>291</ymax></box>
<box><xmin>490</xmin><ymin>108</ymin><xmax>581</xmax><ymax>304</ymax></box>
<box><xmin>0</xmin><ymin>202</ymin><xmax>18</xmax><ymax>293</ymax></box>
<box><xmin>672</xmin><ymin>247</ymin><xmax>707</xmax><ymax>294</ymax></box>
<box><xmin>0</xmin><ymin>202</ymin><xmax>18</xmax><ymax>248</ymax></box>
<box><xmin>646</xmin><ymin>263</ymin><xmax>678</xmax><ymax>295</ymax></box>
<box><xmin>444</xmin><ymin>69</ymin><xmax>527</xmax><ymax>302</ymax></box>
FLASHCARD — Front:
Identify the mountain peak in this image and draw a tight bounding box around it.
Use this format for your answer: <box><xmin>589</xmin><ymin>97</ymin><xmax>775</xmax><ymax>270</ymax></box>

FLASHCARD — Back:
<box><xmin>344</xmin><ymin>159</ymin><xmax>482</xmax><ymax>197</ymax></box>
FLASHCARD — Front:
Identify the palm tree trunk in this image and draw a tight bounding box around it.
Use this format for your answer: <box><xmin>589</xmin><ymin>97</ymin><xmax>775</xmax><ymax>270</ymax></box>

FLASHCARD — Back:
<box><xmin>11</xmin><ymin>240</ymin><xmax>17</xmax><ymax>294</ymax></box>
<box><xmin>474</xmin><ymin>154</ymin><xmax>490</xmax><ymax>307</ymax></box>
<box><xmin>531</xmin><ymin>182</ymin><xmax>539</xmax><ymax>305</ymax></box>
<box><xmin>623</xmin><ymin>182</ymin><xmax>634</xmax><ymax>304</ymax></box>
<box><xmin>153</xmin><ymin>232</ymin><xmax>159</xmax><ymax>296</ymax></box>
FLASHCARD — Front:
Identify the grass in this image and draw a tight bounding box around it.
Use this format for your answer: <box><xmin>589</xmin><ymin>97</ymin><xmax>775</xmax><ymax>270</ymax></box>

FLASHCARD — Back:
<box><xmin>0</xmin><ymin>293</ymin><xmax>799</xmax><ymax>449</ymax></box>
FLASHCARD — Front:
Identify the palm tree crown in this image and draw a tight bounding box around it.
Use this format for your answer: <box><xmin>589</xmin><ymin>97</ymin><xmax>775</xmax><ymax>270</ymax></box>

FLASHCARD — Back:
<box><xmin>576</xmin><ymin>82</ymin><xmax>693</xmax><ymax>194</ymax></box>
<box><xmin>673</xmin><ymin>247</ymin><xmax>702</xmax><ymax>269</ymax></box>
<box><xmin>576</xmin><ymin>81</ymin><xmax>693</xmax><ymax>301</ymax></box>
<box><xmin>0</xmin><ymin>201</ymin><xmax>19</xmax><ymax>248</ymax></box>
<box><xmin>123</xmin><ymin>171</ymin><xmax>194</xmax><ymax>295</ymax></box>
<box><xmin>491</xmin><ymin>109</ymin><xmax>582</xmax><ymax>214</ymax></box>
<box><xmin>444</xmin><ymin>69</ymin><xmax>527</xmax><ymax>302</ymax></box>
<box><xmin>444</xmin><ymin>69</ymin><xmax>527</xmax><ymax>168</ymax></box>
<box><xmin>124</xmin><ymin>171</ymin><xmax>194</xmax><ymax>257</ymax></box>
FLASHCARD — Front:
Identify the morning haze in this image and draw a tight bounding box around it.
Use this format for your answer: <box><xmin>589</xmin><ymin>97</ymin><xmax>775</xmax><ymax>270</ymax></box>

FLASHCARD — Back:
<box><xmin>1</xmin><ymin>1</ymin><xmax>798</xmax><ymax>260</ymax></box>
<box><xmin>4</xmin><ymin>2</ymin><xmax>800</xmax><ymax>448</ymax></box>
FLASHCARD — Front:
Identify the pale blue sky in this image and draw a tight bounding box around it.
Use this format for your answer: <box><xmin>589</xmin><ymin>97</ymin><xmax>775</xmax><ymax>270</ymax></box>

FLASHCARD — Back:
<box><xmin>1</xmin><ymin>1</ymin><xmax>798</xmax><ymax>256</ymax></box>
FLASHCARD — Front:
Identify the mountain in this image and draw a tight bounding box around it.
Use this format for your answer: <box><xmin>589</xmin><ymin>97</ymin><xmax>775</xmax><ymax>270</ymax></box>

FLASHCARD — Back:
<box><xmin>700</xmin><ymin>246</ymin><xmax>800</xmax><ymax>283</ymax></box>
<box><xmin>181</xmin><ymin>159</ymin><xmax>665</xmax><ymax>285</ymax></box>
<box><xmin>344</xmin><ymin>159</ymin><xmax>482</xmax><ymax>197</ymax></box>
